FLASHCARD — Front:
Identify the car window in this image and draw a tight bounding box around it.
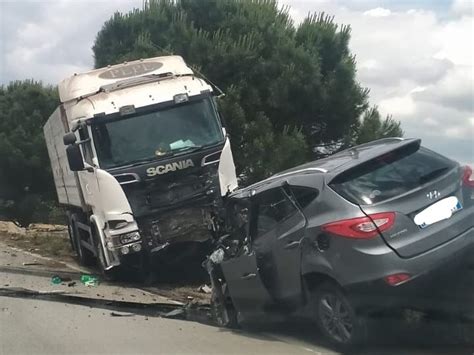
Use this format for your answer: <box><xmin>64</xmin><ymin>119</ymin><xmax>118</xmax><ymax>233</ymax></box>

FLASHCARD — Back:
<box><xmin>289</xmin><ymin>186</ymin><xmax>319</xmax><ymax>209</ymax></box>
<box><xmin>255</xmin><ymin>188</ymin><xmax>298</xmax><ymax>238</ymax></box>
<box><xmin>226</xmin><ymin>199</ymin><xmax>250</xmax><ymax>240</ymax></box>
<box><xmin>330</xmin><ymin>144</ymin><xmax>457</xmax><ymax>205</ymax></box>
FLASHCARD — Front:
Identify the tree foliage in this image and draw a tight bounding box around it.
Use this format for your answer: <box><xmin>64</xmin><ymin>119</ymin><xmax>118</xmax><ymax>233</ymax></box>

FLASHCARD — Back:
<box><xmin>355</xmin><ymin>106</ymin><xmax>404</xmax><ymax>145</ymax></box>
<box><xmin>0</xmin><ymin>81</ymin><xmax>59</xmax><ymax>227</ymax></box>
<box><xmin>93</xmin><ymin>0</ymin><xmax>396</xmax><ymax>183</ymax></box>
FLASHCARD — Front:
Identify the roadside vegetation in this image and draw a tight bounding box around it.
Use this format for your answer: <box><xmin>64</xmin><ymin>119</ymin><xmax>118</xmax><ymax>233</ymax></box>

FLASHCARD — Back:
<box><xmin>0</xmin><ymin>0</ymin><xmax>402</xmax><ymax>227</ymax></box>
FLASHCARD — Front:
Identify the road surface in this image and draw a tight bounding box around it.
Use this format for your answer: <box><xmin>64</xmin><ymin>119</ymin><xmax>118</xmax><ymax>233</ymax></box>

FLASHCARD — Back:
<box><xmin>1</xmin><ymin>240</ymin><xmax>473</xmax><ymax>354</ymax></box>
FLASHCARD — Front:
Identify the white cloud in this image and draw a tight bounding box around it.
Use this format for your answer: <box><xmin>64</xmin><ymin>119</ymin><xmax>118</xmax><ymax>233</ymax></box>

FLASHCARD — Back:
<box><xmin>0</xmin><ymin>0</ymin><xmax>142</xmax><ymax>85</ymax></box>
<box><xmin>282</xmin><ymin>0</ymin><xmax>473</xmax><ymax>164</ymax></box>
<box><xmin>364</xmin><ymin>7</ymin><xmax>391</xmax><ymax>17</ymax></box>
<box><xmin>451</xmin><ymin>0</ymin><xmax>473</xmax><ymax>16</ymax></box>
<box><xmin>379</xmin><ymin>95</ymin><xmax>417</xmax><ymax>117</ymax></box>
<box><xmin>1</xmin><ymin>0</ymin><xmax>473</xmax><ymax>165</ymax></box>
<box><xmin>423</xmin><ymin>117</ymin><xmax>439</xmax><ymax>127</ymax></box>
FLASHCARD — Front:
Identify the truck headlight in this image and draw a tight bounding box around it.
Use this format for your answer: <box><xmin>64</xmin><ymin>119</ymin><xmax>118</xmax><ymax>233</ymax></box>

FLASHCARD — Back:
<box><xmin>119</xmin><ymin>231</ymin><xmax>141</xmax><ymax>244</ymax></box>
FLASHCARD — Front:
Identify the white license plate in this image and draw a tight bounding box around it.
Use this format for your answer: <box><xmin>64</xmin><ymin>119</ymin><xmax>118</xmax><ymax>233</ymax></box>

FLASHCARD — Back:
<box><xmin>414</xmin><ymin>196</ymin><xmax>462</xmax><ymax>229</ymax></box>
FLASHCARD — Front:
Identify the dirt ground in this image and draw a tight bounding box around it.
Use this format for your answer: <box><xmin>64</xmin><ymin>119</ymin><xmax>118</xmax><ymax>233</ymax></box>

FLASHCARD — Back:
<box><xmin>0</xmin><ymin>221</ymin><xmax>211</xmax><ymax>304</ymax></box>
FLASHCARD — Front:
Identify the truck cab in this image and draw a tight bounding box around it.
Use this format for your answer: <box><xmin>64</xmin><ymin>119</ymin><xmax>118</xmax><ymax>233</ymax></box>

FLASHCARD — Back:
<box><xmin>43</xmin><ymin>56</ymin><xmax>238</xmax><ymax>275</ymax></box>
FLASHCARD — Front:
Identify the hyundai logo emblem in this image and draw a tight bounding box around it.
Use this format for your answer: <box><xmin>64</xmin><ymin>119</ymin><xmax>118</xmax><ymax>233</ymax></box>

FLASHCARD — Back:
<box><xmin>426</xmin><ymin>190</ymin><xmax>441</xmax><ymax>199</ymax></box>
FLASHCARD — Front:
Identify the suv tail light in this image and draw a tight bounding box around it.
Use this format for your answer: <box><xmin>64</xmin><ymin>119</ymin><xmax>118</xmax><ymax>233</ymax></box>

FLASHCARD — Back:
<box><xmin>384</xmin><ymin>273</ymin><xmax>411</xmax><ymax>286</ymax></box>
<box><xmin>321</xmin><ymin>212</ymin><xmax>396</xmax><ymax>239</ymax></box>
<box><xmin>462</xmin><ymin>166</ymin><xmax>474</xmax><ymax>187</ymax></box>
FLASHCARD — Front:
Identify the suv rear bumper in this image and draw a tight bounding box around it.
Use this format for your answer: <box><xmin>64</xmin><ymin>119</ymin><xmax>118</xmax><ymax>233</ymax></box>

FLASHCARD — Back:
<box><xmin>346</xmin><ymin>227</ymin><xmax>474</xmax><ymax>314</ymax></box>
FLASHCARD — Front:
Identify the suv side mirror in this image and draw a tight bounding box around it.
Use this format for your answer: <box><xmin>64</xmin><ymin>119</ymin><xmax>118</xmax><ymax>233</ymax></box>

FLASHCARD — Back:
<box><xmin>63</xmin><ymin>132</ymin><xmax>77</xmax><ymax>145</ymax></box>
<box><xmin>66</xmin><ymin>144</ymin><xmax>84</xmax><ymax>171</ymax></box>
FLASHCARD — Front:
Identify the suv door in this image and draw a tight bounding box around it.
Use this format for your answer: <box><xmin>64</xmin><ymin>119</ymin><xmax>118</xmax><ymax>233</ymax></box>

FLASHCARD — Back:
<box><xmin>220</xmin><ymin>199</ymin><xmax>272</xmax><ymax>316</ymax></box>
<box><xmin>253</xmin><ymin>187</ymin><xmax>306</xmax><ymax>307</ymax></box>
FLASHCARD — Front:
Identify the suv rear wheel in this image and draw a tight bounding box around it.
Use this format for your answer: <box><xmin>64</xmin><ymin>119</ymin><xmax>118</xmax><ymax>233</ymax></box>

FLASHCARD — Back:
<box><xmin>313</xmin><ymin>282</ymin><xmax>367</xmax><ymax>348</ymax></box>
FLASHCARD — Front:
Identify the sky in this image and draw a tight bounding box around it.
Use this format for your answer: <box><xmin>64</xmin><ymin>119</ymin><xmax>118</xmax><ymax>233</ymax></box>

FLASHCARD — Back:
<box><xmin>0</xmin><ymin>0</ymin><xmax>473</xmax><ymax>166</ymax></box>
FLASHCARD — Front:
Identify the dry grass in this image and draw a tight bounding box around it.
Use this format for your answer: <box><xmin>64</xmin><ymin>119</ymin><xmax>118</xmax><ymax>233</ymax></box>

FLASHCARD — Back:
<box><xmin>0</xmin><ymin>229</ymin><xmax>76</xmax><ymax>262</ymax></box>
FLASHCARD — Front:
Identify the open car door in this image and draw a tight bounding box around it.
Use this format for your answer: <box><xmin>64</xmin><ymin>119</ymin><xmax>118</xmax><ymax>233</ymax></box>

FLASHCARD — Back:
<box><xmin>221</xmin><ymin>251</ymin><xmax>272</xmax><ymax>316</ymax></box>
<box><xmin>220</xmin><ymin>196</ymin><xmax>272</xmax><ymax>318</ymax></box>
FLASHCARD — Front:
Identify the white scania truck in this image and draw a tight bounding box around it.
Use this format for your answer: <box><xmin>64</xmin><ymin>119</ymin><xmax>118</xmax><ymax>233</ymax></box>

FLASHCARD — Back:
<box><xmin>44</xmin><ymin>56</ymin><xmax>238</xmax><ymax>276</ymax></box>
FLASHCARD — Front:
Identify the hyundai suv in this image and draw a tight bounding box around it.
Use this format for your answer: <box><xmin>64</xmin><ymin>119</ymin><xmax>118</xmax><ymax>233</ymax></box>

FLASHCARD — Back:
<box><xmin>206</xmin><ymin>137</ymin><xmax>474</xmax><ymax>347</ymax></box>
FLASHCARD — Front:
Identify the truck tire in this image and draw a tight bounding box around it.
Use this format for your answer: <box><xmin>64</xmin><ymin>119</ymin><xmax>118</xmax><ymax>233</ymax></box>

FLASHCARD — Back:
<box><xmin>67</xmin><ymin>223</ymin><xmax>77</xmax><ymax>252</ymax></box>
<box><xmin>312</xmin><ymin>282</ymin><xmax>367</xmax><ymax>349</ymax></box>
<box><xmin>69</xmin><ymin>216</ymin><xmax>94</xmax><ymax>266</ymax></box>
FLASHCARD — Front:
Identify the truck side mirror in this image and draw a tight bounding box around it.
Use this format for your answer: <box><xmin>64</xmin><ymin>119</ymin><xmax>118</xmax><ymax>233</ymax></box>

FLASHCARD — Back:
<box><xmin>66</xmin><ymin>144</ymin><xmax>84</xmax><ymax>171</ymax></box>
<box><xmin>63</xmin><ymin>132</ymin><xmax>77</xmax><ymax>145</ymax></box>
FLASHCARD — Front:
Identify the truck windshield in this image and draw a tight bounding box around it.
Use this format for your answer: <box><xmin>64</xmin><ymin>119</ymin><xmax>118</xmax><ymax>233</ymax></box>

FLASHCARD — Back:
<box><xmin>91</xmin><ymin>97</ymin><xmax>224</xmax><ymax>169</ymax></box>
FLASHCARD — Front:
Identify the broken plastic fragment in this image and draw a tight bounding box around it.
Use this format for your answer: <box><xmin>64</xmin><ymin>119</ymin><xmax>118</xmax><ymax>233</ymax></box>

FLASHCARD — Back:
<box><xmin>23</xmin><ymin>262</ymin><xmax>43</xmax><ymax>266</ymax></box>
<box><xmin>163</xmin><ymin>308</ymin><xmax>185</xmax><ymax>318</ymax></box>
<box><xmin>80</xmin><ymin>274</ymin><xmax>99</xmax><ymax>287</ymax></box>
<box><xmin>110</xmin><ymin>312</ymin><xmax>134</xmax><ymax>317</ymax></box>
<box><xmin>51</xmin><ymin>275</ymin><xmax>62</xmax><ymax>285</ymax></box>
<box><xmin>209</xmin><ymin>248</ymin><xmax>225</xmax><ymax>264</ymax></box>
<box><xmin>197</xmin><ymin>284</ymin><xmax>212</xmax><ymax>294</ymax></box>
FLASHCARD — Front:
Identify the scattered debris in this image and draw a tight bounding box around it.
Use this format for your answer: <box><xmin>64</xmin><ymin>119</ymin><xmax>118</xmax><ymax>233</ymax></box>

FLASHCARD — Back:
<box><xmin>163</xmin><ymin>308</ymin><xmax>185</xmax><ymax>318</ymax></box>
<box><xmin>23</xmin><ymin>262</ymin><xmax>43</xmax><ymax>266</ymax></box>
<box><xmin>197</xmin><ymin>284</ymin><xmax>212</xmax><ymax>294</ymax></box>
<box><xmin>80</xmin><ymin>274</ymin><xmax>99</xmax><ymax>287</ymax></box>
<box><xmin>51</xmin><ymin>275</ymin><xmax>62</xmax><ymax>285</ymax></box>
<box><xmin>110</xmin><ymin>311</ymin><xmax>134</xmax><ymax>317</ymax></box>
<box><xmin>37</xmin><ymin>290</ymin><xmax>70</xmax><ymax>295</ymax></box>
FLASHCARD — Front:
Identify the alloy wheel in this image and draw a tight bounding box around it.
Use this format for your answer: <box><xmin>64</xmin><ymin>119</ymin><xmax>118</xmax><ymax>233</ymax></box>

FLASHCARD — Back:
<box><xmin>318</xmin><ymin>293</ymin><xmax>354</xmax><ymax>344</ymax></box>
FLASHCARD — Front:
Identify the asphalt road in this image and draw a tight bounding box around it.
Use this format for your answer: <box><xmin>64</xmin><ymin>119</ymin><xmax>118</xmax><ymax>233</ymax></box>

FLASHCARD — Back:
<box><xmin>1</xmin><ymin>241</ymin><xmax>474</xmax><ymax>354</ymax></box>
<box><xmin>1</xmin><ymin>296</ymin><xmax>337</xmax><ymax>355</ymax></box>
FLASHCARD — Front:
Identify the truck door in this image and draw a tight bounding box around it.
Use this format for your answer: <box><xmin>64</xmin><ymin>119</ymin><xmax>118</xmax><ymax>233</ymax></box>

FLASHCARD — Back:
<box><xmin>76</xmin><ymin>126</ymin><xmax>100</xmax><ymax>210</ymax></box>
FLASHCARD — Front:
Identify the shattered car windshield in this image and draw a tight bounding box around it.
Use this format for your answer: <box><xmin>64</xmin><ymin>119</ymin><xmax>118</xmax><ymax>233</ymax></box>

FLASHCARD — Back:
<box><xmin>91</xmin><ymin>97</ymin><xmax>224</xmax><ymax>169</ymax></box>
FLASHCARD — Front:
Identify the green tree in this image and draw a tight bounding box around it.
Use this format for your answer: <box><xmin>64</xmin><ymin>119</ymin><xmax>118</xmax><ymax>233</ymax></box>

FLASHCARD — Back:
<box><xmin>355</xmin><ymin>106</ymin><xmax>404</xmax><ymax>145</ymax></box>
<box><xmin>0</xmin><ymin>80</ymin><xmax>59</xmax><ymax>227</ymax></box>
<box><xmin>93</xmin><ymin>0</ymin><xmax>402</xmax><ymax>183</ymax></box>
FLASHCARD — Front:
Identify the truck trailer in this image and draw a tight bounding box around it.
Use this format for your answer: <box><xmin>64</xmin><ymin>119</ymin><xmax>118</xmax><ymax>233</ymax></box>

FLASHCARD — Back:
<box><xmin>43</xmin><ymin>56</ymin><xmax>238</xmax><ymax>276</ymax></box>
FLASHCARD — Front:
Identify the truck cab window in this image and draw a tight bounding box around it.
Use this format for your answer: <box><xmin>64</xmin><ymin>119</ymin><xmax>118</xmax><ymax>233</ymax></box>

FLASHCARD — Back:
<box><xmin>255</xmin><ymin>188</ymin><xmax>298</xmax><ymax>239</ymax></box>
<box><xmin>91</xmin><ymin>97</ymin><xmax>224</xmax><ymax>169</ymax></box>
<box><xmin>78</xmin><ymin>126</ymin><xmax>93</xmax><ymax>165</ymax></box>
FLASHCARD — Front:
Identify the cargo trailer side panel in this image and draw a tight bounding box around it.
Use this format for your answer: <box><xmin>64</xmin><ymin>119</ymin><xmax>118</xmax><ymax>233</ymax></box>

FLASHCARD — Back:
<box><xmin>43</xmin><ymin>107</ymin><xmax>83</xmax><ymax>207</ymax></box>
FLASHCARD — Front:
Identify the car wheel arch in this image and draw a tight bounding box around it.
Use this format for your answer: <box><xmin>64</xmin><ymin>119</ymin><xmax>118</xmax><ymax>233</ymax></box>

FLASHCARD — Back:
<box><xmin>302</xmin><ymin>272</ymin><xmax>342</xmax><ymax>302</ymax></box>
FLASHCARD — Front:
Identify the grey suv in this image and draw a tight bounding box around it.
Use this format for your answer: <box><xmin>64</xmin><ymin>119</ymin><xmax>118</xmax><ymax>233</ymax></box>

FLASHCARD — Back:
<box><xmin>206</xmin><ymin>137</ymin><xmax>474</xmax><ymax>347</ymax></box>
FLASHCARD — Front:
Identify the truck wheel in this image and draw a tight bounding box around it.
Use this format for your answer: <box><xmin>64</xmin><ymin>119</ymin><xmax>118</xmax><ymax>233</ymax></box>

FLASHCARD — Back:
<box><xmin>67</xmin><ymin>223</ymin><xmax>76</xmax><ymax>251</ymax></box>
<box><xmin>211</xmin><ymin>282</ymin><xmax>238</xmax><ymax>328</ymax></box>
<box><xmin>312</xmin><ymin>282</ymin><xmax>367</xmax><ymax>349</ymax></box>
<box><xmin>70</xmin><ymin>219</ymin><xmax>94</xmax><ymax>266</ymax></box>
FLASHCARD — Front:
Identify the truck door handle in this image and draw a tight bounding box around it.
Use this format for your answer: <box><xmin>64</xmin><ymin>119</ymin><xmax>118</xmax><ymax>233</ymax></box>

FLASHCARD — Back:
<box><xmin>284</xmin><ymin>240</ymin><xmax>301</xmax><ymax>249</ymax></box>
<box><xmin>241</xmin><ymin>273</ymin><xmax>256</xmax><ymax>280</ymax></box>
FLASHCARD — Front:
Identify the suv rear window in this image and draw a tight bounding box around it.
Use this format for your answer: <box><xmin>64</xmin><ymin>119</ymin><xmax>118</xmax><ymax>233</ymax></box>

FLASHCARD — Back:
<box><xmin>329</xmin><ymin>144</ymin><xmax>457</xmax><ymax>205</ymax></box>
